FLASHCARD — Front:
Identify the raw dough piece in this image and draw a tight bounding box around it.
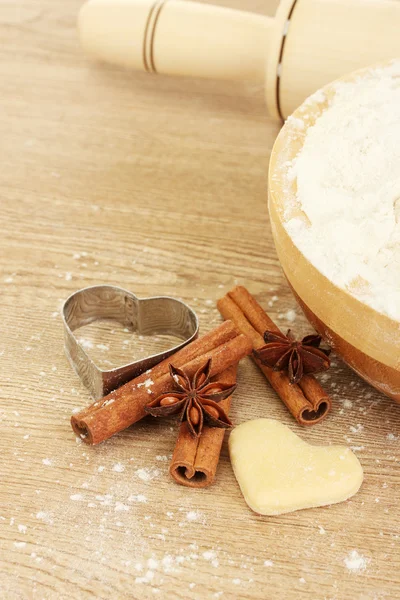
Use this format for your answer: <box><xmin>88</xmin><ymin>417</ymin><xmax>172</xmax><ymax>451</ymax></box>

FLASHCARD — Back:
<box><xmin>229</xmin><ymin>419</ymin><xmax>363</xmax><ymax>516</ymax></box>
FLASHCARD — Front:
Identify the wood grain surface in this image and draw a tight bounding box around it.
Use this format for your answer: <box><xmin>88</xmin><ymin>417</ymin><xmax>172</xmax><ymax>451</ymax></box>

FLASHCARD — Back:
<box><xmin>1</xmin><ymin>1</ymin><xmax>399</xmax><ymax>599</ymax></box>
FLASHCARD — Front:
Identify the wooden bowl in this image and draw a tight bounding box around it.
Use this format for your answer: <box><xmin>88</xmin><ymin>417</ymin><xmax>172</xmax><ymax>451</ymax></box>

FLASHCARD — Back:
<box><xmin>268</xmin><ymin>63</ymin><xmax>400</xmax><ymax>402</ymax></box>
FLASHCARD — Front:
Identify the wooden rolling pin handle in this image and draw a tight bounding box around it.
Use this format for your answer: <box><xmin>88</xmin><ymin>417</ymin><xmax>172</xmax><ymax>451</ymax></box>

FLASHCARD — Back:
<box><xmin>79</xmin><ymin>0</ymin><xmax>272</xmax><ymax>82</ymax></box>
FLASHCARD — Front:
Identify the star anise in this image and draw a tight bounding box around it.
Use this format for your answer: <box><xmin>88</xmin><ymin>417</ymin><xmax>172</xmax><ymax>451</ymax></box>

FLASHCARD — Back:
<box><xmin>145</xmin><ymin>359</ymin><xmax>236</xmax><ymax>438</ymax></box>
<box><xmin>254</xmin><ymin>329</ymin><xmax>331</xmax><ymax>385</ymax></box>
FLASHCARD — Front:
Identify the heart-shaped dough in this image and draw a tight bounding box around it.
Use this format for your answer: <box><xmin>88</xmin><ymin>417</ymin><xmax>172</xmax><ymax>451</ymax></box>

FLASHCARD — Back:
<box><xmin>229</xmin><ymin>419</ymin><xmax>363</xmax><ymax>516</ymax></box>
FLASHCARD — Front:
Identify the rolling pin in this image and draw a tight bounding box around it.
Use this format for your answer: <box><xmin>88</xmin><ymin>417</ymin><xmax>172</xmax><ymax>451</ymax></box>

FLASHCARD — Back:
<box><xmin>78</xmin><ymin>0</ymin><xmax>400</xmax><ymax>119</ymax></box>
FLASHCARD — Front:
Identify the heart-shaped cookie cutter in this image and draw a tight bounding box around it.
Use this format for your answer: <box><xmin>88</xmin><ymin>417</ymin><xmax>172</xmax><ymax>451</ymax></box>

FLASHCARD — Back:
<box><xmin>62</xmin><ymin>285</ymin><xmax>199</xmax><ymax>399</ymax></box>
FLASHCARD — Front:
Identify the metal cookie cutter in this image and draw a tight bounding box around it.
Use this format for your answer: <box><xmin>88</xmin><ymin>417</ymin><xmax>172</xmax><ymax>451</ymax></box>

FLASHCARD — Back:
<box><xmin>62</xmin><ymin>285</ymin><xmax>199</xmax><ymax>399</ymax></box>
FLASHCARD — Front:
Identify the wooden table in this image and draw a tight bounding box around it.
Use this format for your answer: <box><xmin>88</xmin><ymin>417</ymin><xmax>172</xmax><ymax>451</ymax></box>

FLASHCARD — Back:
<box><xmin>1</xmin><ymin>1</ymin><xmax>399</xmax><ymax>598</ymax></box>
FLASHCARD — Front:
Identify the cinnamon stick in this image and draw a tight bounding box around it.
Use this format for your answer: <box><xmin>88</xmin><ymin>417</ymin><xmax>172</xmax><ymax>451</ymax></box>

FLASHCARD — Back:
<box><xmin>77</xmin><ymin>320</ymin><xmax>237</xmax><ymax>418</ymax></box>
<box><xmin>71</xmin><ymin>323</ymin><xmax>252</xmax><ymax>445</ymax></box>
<box><xmin>169</xmin><ymin>366</ymin><xmax>237</xmax><ymax>488</ymax></box>
<box><xmin>217</xmin><ymin>286</ymin><xmax>331</xmax><ymax>426</ymax></box>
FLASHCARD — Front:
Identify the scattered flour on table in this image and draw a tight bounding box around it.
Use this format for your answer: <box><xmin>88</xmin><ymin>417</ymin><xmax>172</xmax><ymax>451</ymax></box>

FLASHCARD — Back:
<box><xmin>112</xmin><ymin>463</ymin><xmax>125</xmax><ymax>473</ymax></box>
<box><xmin>264</xmin><ymin>560</ymin><xmax>274</xmax><ymax>567</ymax></box>
<box><xmin>186</xmin><ymin>511</ymin><xmax>202</xmax><ymax>522</ymax></box>
<box><xmin>35</xmin><ymin>512</ymin><xmax>53</xmax><ymax>524</ymax></box>
<box><xmin>278</xmin><ymin>309</ymin><xmax>296</xmax><ymax>323</ymax></box>
<box><xmin>115</xmin><ymin>502</ymin><xmax>130</xmax><ymax>512</ymax></box>
<box><xmin>135</xmin><ymin>468</ymin><xmax>160</xmax><ymax>482</ymax></box>
<box><xmin>70</xmin><ymin>494</ymin><xmax>84</xmax><ymax>502</ymax></box>
<box><xmin>95</xmin><ymin>494</ymin><xmax>113</xmax><ymax>506</ymax></box>
<box><xmin>78</xmin><ymin>338</ymin><xmax>94</xmax><ymax>350</ymax></box>
<box><xmin>129</xmin><ymin>494</ymin><xmax>147</xmax><ymax>503</ymax></box>
<box><xmin>344</xmin><ymin>550</ymin><xmax>369</xmax><ymax>573</ymax></box>
<box><xmin>135</xmin><ymin>570</ymin><xmax>155</xmax><ymax>584</ymax></box>
<box><xmin>97</xmin><ymin>343</ymin><xmax>109</xmax><ymax>351</ymax></box>
<box><xmin>202</xmin><ymin>550</ymin><xmax>217</xmax><ymax>561</ymax></box>
<box><xmin>350</xmin><ymin>446</ymin><xmax>365</xmax><ymax>453</ymax></box>
<box><xmin>283</xmin><ymin>61</ymin><xmax>400</xmax><ymax>320</ymax></box>
<box><xmin>147</xmin><ymin>558</ymin><xmax>159</xmax><ymax>569</ymax></box>
<box><xmin>350</xmin><ymin>424</ymin><xmax>364</xmax><ymax>434</ymax></box>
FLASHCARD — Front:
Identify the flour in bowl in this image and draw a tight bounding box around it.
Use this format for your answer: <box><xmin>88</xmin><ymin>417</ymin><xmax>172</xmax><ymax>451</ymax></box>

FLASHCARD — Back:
<box><xmin>285</xmin><ymin>61</ymin><xmax>400</xmax><ymax>321</ymax></box>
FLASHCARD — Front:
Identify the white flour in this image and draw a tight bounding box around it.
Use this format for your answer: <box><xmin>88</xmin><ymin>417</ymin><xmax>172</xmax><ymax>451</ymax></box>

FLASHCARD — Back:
<box><xmin>284</xmin><ymin>61</ymin><xmax>400</xmax><ymax>321</ymax></box>
<box><xmin>344</xmin><ymin>550</ymin><xmax>368</xmax><ymax>573</ymax></box>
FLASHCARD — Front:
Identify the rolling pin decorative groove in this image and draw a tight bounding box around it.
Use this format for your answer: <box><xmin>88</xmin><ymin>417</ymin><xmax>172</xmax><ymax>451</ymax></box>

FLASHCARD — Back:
<box><xmin>78</xmin><ymin>0</ymin><xmax>400</xmax><ymax>119</ymax></box>
<box><xmin>142</xmin><ymin>0</ymin><xmax>167</xmax><ymax>73</ymax></box>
